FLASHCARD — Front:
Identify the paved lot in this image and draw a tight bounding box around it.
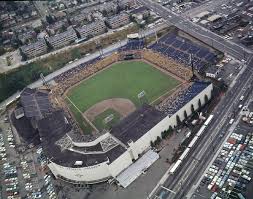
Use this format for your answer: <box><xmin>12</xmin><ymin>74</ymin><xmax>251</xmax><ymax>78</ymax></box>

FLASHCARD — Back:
<box><xmin>86</xmin><ymin>131</ymin><xmax>186</xmax><ymax>199</ymax></box>
<box><xmin>191</xmin><ymin>95</ymin><xmax>253</xmax><ymax>199</ymax></box>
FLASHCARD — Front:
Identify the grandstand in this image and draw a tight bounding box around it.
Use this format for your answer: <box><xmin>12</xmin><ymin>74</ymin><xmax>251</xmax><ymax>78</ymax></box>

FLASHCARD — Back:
<box><xmin>10</xmin><ymin>28</ymin><xmax>218</xmax><ymax>186</ymax></box>
<box><xmin>119</xmin><ymin>38</ymin><xmax>145</xmax><ymax>52</ymax></box>
<box><xmin>149</xmin><ymin>32</ymin><xmax>219</xmax><ymax>71</ymax></box>
<box><xmin>157</xmin><ymin>81</ymin><xmax>211</xmax><ymax>115</ymax></box>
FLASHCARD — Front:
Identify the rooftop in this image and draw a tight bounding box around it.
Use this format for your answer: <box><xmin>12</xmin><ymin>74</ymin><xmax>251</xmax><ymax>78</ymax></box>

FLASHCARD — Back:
<box><xmin>110</xmin><ymin>104</ymin><xmax>166</xmax><ymax>145</ymax></box>
<box><xmin>20</xmin><ymin>88</ymin><xmax>52</xmax><ymax>120</ymax></box>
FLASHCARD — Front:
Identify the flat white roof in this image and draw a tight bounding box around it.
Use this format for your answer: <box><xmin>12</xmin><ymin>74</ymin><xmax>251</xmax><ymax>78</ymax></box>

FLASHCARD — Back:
<box><xmin>116</xmin><ymin>150</ymin><xmax>159</xmax><ymax>188</ymax></box>
<box><xmin>207</xmin><ymin>14</ymin><xmax>222</xmax><ymax>22</ymax></box>
<box><xmin>195</xmin><ymin>11</ymin><xmax>210</xmax><ymax>18</ymax></box>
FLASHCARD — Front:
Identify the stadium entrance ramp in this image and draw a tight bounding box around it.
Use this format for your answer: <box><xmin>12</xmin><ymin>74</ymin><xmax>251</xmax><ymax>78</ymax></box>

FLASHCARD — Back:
<box><xmin>116</xmin><ymin>149</ymin><xmax>159</xmax><ymax>188</ymax></box>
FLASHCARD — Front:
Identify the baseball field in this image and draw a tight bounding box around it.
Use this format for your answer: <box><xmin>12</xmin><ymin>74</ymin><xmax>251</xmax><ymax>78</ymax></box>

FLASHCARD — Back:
<box><xmin>66</xmin><ymin>60</ymin><xmax>181</xmax><ymax>134</ymax></box>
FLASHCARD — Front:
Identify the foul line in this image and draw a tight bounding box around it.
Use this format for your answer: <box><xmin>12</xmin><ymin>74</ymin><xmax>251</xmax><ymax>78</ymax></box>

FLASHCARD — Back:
<box><xmin>65</xmin><ymin>96</ymin><xmax>99</xmax><ymax>133</ymax></box>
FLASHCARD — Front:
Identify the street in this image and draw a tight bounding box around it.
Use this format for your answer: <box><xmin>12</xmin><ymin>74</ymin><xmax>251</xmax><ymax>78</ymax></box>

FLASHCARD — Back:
<box><xmin>137</xmin><ymin>0</ymin><xmax>253</xmax><ymax>198</ymax></box>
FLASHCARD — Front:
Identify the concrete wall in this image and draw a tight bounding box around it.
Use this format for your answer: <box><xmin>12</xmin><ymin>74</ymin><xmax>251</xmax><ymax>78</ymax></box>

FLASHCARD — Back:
<box><xmin>48</xmin><ymin>160</ymin><xmax>111</xmax><ymax>183</ymax></box>
<box><xmin>131</xmin><ymin>83</ymin><xmax>213</xmax><ymax>156</ymax></box>
<box><xmin>108</xmin><ymin>150</ymin><xmax>133</xmax><ymax>177</ymax></box>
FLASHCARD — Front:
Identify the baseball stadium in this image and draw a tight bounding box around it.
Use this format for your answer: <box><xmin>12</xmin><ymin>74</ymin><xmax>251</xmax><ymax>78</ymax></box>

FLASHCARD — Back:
<box><xmin>12</xmin><ymin>29</ymin><xmax>218</xmax><ymax>186</ymax></box>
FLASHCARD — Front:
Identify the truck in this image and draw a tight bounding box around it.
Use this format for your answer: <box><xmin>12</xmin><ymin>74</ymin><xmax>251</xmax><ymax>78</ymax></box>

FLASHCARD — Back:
<box><xmin>240</xmin><ymin>96</ymin><xmax>244</xmax><ymax>101</ymax></box>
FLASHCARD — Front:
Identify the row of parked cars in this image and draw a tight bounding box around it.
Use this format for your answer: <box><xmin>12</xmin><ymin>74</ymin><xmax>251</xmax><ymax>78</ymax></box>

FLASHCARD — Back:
<box><xmin>37</xmin><ymin>147</ymin><xmax>57</xmax><ymax>199</ymax></box>
<box><xmin>20</xmin><ymin>160</ymin><xmax>42</xmax><ymax>199</ymax></box>
<box><xmin>0</xmin><ymin>127</ymin><xmax>21</xmax><ymax>199</ymax></box>
<box><xmin>201</xmin><ymin>132</ymin><xmax>253</xmax><ymax>199</ymax></box>
<box><xmin>3</xmin><ymin>162</ymin><xmax>20</xmax><ymax>199</ymax></box>
<box><xmin>44</xmin><ymin>174</ymin><xmax>57</xmax><ymax>199</ymax></box>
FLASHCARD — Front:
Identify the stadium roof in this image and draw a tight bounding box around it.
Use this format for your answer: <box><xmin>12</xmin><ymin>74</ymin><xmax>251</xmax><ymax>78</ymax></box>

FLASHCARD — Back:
<box><xmin>36</xmin><ymin>109</ymin><xmax>126</xmax><ymax>167</ymax></box>
<box><xmin>45</xmin><ymin>141</ymin><xmax>126</xmax><ymax>167</ymax></box>
<box><xmin>110</xmin><ymin>104</ymin><xmax>166</xmax><ymax>145</ymax></box>
<box><xmin>20</xmin><ymin>88</ymin><xmax>52</xmax><ymax>120</ymax></box>
<box><xmin>37</xmin><ymin>109</ymin><xmax>72</xmax><ymax>144</ymax></box>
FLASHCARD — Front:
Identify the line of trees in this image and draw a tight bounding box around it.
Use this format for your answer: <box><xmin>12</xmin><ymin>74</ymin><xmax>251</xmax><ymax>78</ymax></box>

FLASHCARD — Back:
<box><xmin>150</xmin><ymin>126</ymin><xmax>174</xmax><ymax>147</ymax></box>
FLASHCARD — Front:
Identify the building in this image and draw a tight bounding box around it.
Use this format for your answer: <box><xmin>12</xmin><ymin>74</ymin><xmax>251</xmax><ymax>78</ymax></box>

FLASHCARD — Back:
<box><xmin>131</xmin><ymin>6</ymin><xmax>150</xmax><ymax>18</ymax></box>
<box><xmin>12</xmin><ymin>81</ymin><xmax>213</xmax><ymax>186</ymax></box>
<box><xmin>46</xmin><ymin>20</ymin><xmax>69</xmax><ymax>36</ymax></box>
<box><xmin>18</xmin><ymin>30</ymin><xmax>37</xmax><ymax>44</ymax></box>
<box><xmin>118</xmin><ymin>0</ymin><xmax>135</xmax><ymax>10</ymax></box>
<box><xmin>131</xmin><ymin>6</ymin><xmax>150</xmax><ymax>24</ymax></box>
<box><xmin>106</xmin><ymin>12</ymin><xmax>130</xmax><ymax>29</ymax></box>
<box><xmin>69</xmin><ymin>13</ymin><xmax>92</xmax><ymax>26</ymax></box>
<box><xmin>99</xmin><ymin>1</ymin><xmax>117</xmax><ymax>16</ymax></box>
<box><xmin>76</xmin><ymin>21</ymin><xmax>107</xmax><ymax>39</ymax></box>
<box><xmin>205</xmin><ymin>66</ymin><xmax>220</xmax><ymax>78</ymax></box>
<box><xmin>207</xmin><ymin>14</ymin><xmax>222</xmax><ymax>22</ymax></box>
<box><xmin>20</xmin><ymin>39</ymin><xmax>48</xmax><ymax>59</ymax></box>
<box><xmin>47</xmin><ymin>27</ymin><xmax>78</xmax><ymax>49</ymax></box>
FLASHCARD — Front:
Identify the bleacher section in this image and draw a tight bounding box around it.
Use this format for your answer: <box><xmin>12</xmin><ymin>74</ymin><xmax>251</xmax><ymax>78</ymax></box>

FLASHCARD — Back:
<box><xmin>157</xmin><ymin>81</ymin><xmax>210</xmax><ymax>116</ymax></box>
<box><xmin>119</xmin><ymin>39</ymin><xmax>144</xmax><ymax>52</ymax></box>
<box><xmin>149</xmin><ymin>33</ymin><xmax>218</xmax><ymax>71</ymax></box>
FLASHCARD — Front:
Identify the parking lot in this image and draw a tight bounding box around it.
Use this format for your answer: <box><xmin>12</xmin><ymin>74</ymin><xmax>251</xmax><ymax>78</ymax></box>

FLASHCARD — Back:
<box><xmin>192</xmin><ymin>101</ymin><xmax>253</xmax><ymax>199</ymax></box>
<box><xmin>0</xmin><ymin>114</ymin><xmax>57</xmax><ymax>199</ymax></box>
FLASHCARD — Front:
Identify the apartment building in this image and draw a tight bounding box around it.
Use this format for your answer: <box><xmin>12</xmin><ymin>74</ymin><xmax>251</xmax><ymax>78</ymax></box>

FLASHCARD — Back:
<box><xmin>20</xmin><ymin>39</ymin><xmax>48</xmax><ymax>59</ymax></box>
<box><xmin>76</xmin><ymin>20</ymin><xmax>107</xmax><ymax>39</ymax></box>
<box><xmin>47</xmin><ymin>27</ymin><xmax>78</xmax><ymax>49</ymax></box>
<box><xmin>106</xmin><ymin>12</ymin><xmax>130</xmax><ymax>29</ymax></box>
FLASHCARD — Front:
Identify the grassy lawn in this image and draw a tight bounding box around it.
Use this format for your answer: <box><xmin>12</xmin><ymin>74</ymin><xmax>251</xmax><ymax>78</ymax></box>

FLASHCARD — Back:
<box><xmin>67</xmin><ymin>61</ymin><xmax>180</xmax><ymax>112</ymax></box>
<box><xmin>93</xmin><ymin>108</ymin><xmax>121</xmax><ymax>131</ymax></box>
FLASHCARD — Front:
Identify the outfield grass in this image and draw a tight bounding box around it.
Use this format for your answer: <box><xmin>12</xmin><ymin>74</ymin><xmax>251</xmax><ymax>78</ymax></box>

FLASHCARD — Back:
<box><xmin>67</xmin><ymin>61</ymin><xmax>180</xmax><ymax>112</ymax></box>
<box><xmin>93</xmin><ymin>108</ymin><xmax>121</xmax><ymax>131</ymax></box>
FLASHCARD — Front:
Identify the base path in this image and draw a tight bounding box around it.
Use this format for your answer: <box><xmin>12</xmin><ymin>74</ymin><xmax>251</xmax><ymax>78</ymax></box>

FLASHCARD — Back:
<box><xmin>84</xmin><ymin>98</ymin><xmax>136</xmax><ymax>121</ymax></box>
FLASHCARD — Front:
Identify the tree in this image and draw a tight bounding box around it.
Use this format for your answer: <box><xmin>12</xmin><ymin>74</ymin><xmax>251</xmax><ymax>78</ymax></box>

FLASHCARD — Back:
<box><xmin>176</xmin><ymin>115</ymin><xmax>181</xmax><ymax>126</ymax></box>
<box><xmin>161</xmin><ymin>131</ymin><xmax>166</xmax><ymax>139</ymax></box>
<box><xmin>191</xmin><ymin>104</ymin><xmax>195</xmax><ymax>114</ymax></box>
<box><xmin>156</xmin><ymin>136</ymin><xmax>162</xmax><ymax>144</ymax></box>
<box><xmin>204</xmin><ymin>94</ymin><xmax>209</xmax><ymax>104</ymax></box>
<box><xmin>150</xmin><ymin>141</ymin><xmax>154</xmax><ymax>148</ymax></box>
<box><xmin>198</xmin><ymin>99</ymin><xmax>202</xmax><ymax>110</ymax></box>
<box><xmin>184</xmin><ymin>110</ymin><xmax>188</xmax><ymax>120</ymax></box>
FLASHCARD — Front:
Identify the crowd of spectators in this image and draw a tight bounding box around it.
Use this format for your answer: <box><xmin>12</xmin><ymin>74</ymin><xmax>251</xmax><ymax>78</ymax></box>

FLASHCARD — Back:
<box><xmin>157</xmin><ymin>81</ymin><xmax>210</xmax><ymax>116</ymax></box>
<box><xmin>142</xmin><ymin>50</ymin><xmax>193</xmax><ymax>81</ymax></box>
<box><xmin>53</xmin><ymin>53</ymin><xmax>118</xmax><ymax>96</ymax></box>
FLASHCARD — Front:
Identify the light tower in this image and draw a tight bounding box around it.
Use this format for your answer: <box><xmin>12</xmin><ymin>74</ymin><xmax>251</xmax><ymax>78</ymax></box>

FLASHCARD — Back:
<box><xmin>40</xmin><ymin>73</ymin><xmax>50</xmax><ymax>90</ymax></box>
